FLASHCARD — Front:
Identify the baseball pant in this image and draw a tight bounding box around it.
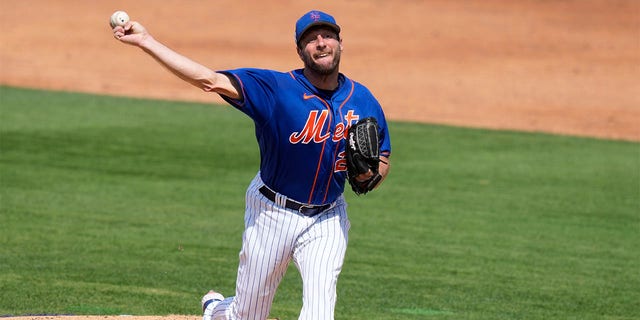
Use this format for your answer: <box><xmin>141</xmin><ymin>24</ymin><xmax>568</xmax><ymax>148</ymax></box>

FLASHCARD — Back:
<box><xmin>211</xmin><ymin>173</ymin><xmax>350</xmax><ymax>320</ymax></box>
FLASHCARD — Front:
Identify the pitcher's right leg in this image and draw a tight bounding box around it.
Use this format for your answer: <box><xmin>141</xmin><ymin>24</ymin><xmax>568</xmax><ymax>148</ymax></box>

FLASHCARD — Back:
<box><xmin>209</xmin><ymin>174</ymin><xmax>306</xmax><ymax>319</ymax></box>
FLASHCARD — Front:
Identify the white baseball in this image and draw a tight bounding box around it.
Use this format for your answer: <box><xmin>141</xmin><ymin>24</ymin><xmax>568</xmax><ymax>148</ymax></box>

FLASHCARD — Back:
<box><xmin>110</xmin><ymin>11</ymin><xmax>130</xmax><ymax>28</ymax></box>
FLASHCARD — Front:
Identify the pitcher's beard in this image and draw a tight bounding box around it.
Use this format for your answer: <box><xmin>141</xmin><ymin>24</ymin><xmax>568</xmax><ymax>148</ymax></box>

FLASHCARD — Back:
<box><xmin>303</xmin><ymin>51</ymin><xmax>341</xmax><ymax>75</ymax></box>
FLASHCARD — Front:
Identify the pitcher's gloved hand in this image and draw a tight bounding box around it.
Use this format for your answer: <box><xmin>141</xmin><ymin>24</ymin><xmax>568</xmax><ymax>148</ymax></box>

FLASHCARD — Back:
<box><xmin>345</xmin><ymin>117</ymin><xmax>386</xmax><ymax>195</ymax></box>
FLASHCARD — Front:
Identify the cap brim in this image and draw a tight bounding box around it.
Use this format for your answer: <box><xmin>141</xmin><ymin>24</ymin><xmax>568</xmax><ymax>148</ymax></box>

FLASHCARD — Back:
<box><xmin>297</xmin><ymin>22</ymin><xmax>341</xmax><ymax>43</ymax></box>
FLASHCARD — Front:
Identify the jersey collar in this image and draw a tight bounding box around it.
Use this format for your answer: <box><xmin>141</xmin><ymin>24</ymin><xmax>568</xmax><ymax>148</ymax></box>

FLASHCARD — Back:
<box><xmin>293</xmin><ymin>69</ymin><xmax>348</xmax><ymax>100</ymax></box>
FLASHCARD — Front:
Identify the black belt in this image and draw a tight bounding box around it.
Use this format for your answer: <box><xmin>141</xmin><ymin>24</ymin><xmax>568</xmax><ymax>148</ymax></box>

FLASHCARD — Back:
<box><xmin>259</xmin><ymin>186</ymin><xmax>332</xmax><ymax>217</ymax></box>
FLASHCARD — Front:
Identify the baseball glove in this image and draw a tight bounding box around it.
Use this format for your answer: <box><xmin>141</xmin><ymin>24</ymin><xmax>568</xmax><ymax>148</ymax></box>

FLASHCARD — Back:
<box><xmin>345</xmin><ymin>117</ymin><xmax>385</xmax><ymax>195</ymax></box>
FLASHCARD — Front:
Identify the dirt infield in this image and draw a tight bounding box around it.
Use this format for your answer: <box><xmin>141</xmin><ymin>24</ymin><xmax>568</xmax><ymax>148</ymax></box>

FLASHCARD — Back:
<box><xmin>0</xmin><ymin>317</ymin><xmax>197</xmax><ymax>320</ymax></box>
<box><xmin>1</xmin><ymin>0</ymin><xmax>638</xmax><ymax>141</ymax></box>
<box><xmin>1</xmin><ymin>316</ymin><xmax>280</xmax><ymax>320</ymax></box>
<box><xmin>3</xmin><ymin>316</ymin><xmax>283</xmax><ymax>320</ymax></box>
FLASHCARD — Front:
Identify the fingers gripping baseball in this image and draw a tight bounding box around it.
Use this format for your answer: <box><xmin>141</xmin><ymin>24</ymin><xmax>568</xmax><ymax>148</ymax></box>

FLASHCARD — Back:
<box><xmin>110</xmin><ymin>11</ymin><xmax>148</xmax><ymax>46</ymax></box>
<box><xmin>112</xmin><ymin>21</ymin><xmax>148</xmax><ymax>45</ymax></box>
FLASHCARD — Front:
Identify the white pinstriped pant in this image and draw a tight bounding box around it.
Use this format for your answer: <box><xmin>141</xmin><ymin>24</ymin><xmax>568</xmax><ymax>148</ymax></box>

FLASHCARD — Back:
<box><xmin>211</xmin><ymin>173</ymin><xmax>350</xmax><ymax>320</ymax></box>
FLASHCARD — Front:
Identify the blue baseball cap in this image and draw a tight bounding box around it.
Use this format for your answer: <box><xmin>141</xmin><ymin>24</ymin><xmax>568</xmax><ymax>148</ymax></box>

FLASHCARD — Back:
<box><xmin>295</xmin><ymin>10</ymin><xmax>341</xmax><ymax>45</ymax></box>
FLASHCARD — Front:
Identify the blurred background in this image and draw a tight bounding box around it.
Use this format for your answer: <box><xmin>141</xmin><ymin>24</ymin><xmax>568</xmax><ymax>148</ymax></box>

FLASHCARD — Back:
<box><xmin>1</xmin><ymin>0</ymin><xmax>638</xmax><ymax>140</ymax></box>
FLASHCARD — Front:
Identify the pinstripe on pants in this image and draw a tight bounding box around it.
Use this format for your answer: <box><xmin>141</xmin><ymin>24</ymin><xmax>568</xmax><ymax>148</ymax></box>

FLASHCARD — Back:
<box><xmin>211</xmin><ymin>173</ymin><xmax>350</xmax><ymax>320</ymax></box>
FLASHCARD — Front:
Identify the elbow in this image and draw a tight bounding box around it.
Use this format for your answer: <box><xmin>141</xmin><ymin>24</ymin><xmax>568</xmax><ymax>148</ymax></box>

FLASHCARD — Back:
<box><xmin>197</xmin><ymin>71</ymin><xmax>239</xmax><ymax>100</ymax></box>
<box><xmin>198</xmin><ymin>71</ymin><xmax>219</xmax><ymax>92</ymax></box>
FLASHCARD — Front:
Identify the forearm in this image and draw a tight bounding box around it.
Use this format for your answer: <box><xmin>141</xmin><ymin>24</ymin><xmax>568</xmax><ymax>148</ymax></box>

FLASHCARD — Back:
<box><xmin>376</xmin><ymin>156</ymin><xmax>390</xmax><ymax>188</ymax></box>
<box><xmin>138</xmin><ymin>36</ymin><xmax>220</xmax><ymax>92</ymax></box>
<box><xmin>112</xmin><ymin>20</ymin><xmax>239</xmax><ymax>99</ymax></box>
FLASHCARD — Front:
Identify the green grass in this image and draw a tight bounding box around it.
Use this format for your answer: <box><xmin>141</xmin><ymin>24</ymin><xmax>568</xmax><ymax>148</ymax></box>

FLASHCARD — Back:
<box><xmin>1</xmin><ymin>86</ymin><xmax>638</xmax><ymax>319</ymax></box>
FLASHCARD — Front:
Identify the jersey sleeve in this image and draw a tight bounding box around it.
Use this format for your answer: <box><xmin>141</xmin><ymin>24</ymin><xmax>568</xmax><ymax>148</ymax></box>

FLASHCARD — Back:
<box><xmin>217</xmin><ymin>68</ymin><xmax>278</xmax><ymax>126</ymax></box>
<box><xmin>353</xmin><ymin>82</ymin><xmax>392</xmax><ymax>158</ymax></box>
<box><xmin>373</xmin><ymin>101</ymin><xmax>392</xmax><ymax>158</ymax></box>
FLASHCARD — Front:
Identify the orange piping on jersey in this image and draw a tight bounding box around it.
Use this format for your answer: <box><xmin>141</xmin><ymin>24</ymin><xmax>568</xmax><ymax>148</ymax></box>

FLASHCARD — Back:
<box><xmin>322</xmin><ymin>79</ymin><xmax>355</xmax><ymax>203</ymax></box>
<box><xmin>324</xmin><ymin>140</ymin><xmax>344</xmax><ymax>203</ymax></box>
<box><xmin>307</xmin><ymin>95</ymin><xmax>333</xmax><ymax>204</ymax></box>
<box><xmin>229</xmin><ymin>74</ymin><xmax>247</xmax><ymax>107</ymax></box>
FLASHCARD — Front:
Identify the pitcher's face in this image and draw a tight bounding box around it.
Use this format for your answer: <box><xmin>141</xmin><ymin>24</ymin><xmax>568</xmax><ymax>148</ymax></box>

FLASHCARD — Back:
<box><xmin>297</xmin><ymin>27</ymin><xmax>343</xmax><ymax>75</ymax></box>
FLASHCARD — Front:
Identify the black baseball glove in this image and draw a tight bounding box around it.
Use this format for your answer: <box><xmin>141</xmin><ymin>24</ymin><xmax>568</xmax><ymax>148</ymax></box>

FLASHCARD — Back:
<box><xmin>345</xmin><ymin>117</ymin><xmax>386</xmax><ymax>195</ymax></box>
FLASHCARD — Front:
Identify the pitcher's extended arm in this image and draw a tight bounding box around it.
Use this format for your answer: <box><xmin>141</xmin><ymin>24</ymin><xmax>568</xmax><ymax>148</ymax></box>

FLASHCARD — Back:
<box><xmin>112</xmin><ymin>22</ymin><xmax>240</xmax><ymax>99</ymax></box>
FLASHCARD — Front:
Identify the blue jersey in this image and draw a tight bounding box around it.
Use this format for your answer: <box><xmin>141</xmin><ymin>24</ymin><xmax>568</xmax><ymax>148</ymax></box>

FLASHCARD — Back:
<box><xmin>219</xmin><ymin>68</ymin><xmax>391</xmax><ymax>205</ymax></box>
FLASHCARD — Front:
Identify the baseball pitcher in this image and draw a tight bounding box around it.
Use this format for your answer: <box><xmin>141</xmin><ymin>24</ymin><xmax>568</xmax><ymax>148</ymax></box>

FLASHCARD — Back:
<box><xmin>111</xmin><ymin>9</ymin><xmax>391</xmax><ymax>320</ymax></box>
